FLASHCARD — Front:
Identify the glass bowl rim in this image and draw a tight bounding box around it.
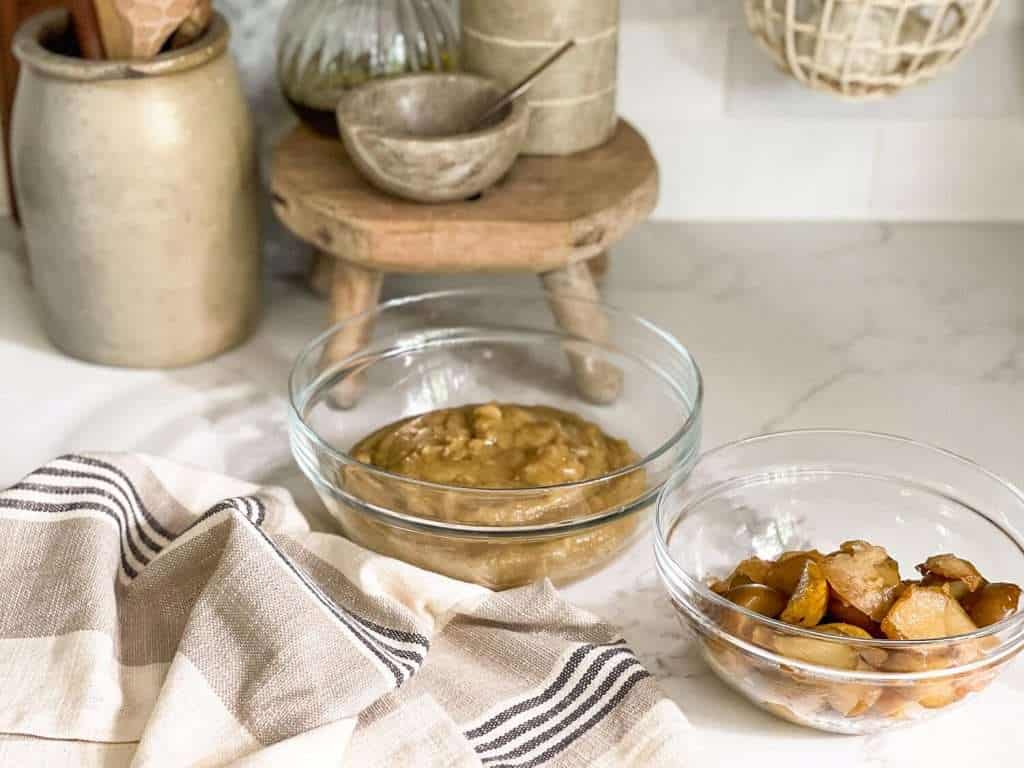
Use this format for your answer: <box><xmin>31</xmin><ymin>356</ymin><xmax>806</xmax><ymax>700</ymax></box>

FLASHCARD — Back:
<box><xmin>655</xmin><ymin>429</ymin><xmax>1024</xmax><ymax>653</ymax></box>
<box><xmin>288</xmin><ymin>287</ymin><xmax>704</xmax><ymax>499</ymax></box>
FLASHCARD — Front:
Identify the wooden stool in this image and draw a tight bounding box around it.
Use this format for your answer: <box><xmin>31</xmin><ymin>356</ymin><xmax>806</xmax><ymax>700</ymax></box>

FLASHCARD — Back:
<box><xmin>271</xmin><ymin>119</ymin><xmax>658</xmax><ymax>406</ymax></box>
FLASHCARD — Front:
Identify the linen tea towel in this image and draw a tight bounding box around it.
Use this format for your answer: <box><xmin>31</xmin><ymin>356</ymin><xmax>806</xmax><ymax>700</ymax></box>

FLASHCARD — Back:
<box><xmin>0</xmin><ymin>453</ymin><xmax>695</xmax><ymax>767</ymax></box>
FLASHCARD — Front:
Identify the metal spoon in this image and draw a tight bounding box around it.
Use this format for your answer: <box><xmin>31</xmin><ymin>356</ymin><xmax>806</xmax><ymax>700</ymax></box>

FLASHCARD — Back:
<box><xmin>471</xmin><ymin>39</ymin><xmax>576</xmax><ymax>130</ymax></box>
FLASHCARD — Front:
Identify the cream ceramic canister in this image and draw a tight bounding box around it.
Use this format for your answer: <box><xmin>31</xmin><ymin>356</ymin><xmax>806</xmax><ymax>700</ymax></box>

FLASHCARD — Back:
<box><xmin>12</xmin><ymin>10</ymin><xmax>261</xmax><ymax>368</ymax></box>
<box><xmin>461</xmin><ymin>0</ymin><xmax>619</xmax><ymax>156</ymax></box>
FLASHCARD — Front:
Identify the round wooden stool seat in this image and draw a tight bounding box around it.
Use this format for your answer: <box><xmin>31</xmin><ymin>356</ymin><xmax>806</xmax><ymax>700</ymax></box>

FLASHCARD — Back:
<box><xmin>271</xmin><ymin>119</ymin><xmax>657</xmax><ymax>274</ymax></box>
<box><xmin>270</xmin><ymin>119</ymin><xmax>659</xmax><ymax>407</ymax></box>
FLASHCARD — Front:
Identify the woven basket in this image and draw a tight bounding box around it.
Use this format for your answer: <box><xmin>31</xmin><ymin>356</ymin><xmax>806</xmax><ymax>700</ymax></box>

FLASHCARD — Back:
<box><xmin>745</xmin><ymin>0</ymin><xmax>1000</xmax><ymax>99</ymax></box>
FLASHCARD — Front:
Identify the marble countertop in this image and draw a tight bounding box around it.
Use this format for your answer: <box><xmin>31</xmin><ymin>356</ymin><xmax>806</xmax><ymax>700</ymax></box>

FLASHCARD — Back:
<box><xmin>2</xmin><ymin>219</ymin><xmax>1022</xmax><ymax>763</ymax></box>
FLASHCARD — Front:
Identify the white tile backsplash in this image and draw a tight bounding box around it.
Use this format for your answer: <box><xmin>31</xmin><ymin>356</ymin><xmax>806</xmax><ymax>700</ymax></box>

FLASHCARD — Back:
<box><xmin>871</xmin><ymin>120</ymin><xmax>1024</xmax><ymax>220</ymax></box>
<box><xmin>650</xmin><ymin>118</ymin><xmax>877</xmax><ymax>220</ymax></box>
<box><xmin>619</xmin><ymin>20</ymin><xmax>729</xmax><ymax>124</ymax></box>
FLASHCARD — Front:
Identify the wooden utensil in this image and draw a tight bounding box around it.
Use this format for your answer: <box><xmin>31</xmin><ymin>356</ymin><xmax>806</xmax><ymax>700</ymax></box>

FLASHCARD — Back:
<box><xmin>113</xmin><ymin>0</ymin><xmax>197</xmax><ymax>59</ymax></box>
<box><xmin>92</xmin><ymin>0</ymin><xmax>133</xmax><ymax>59</ymax></box>
<box><xmin>68</xmin><ymin>0</ymin><xmax>105</xmax><ymax>59</ymax></box>
<box><xmin>170</xmin><ymin>0</ymin><xmax>211</xmax><ymax>49</ymax></box>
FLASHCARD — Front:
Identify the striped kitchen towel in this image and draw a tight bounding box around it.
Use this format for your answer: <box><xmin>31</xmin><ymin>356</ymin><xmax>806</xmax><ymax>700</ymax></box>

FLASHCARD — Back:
<box><xmin>0</xmin><ymin>454</ymin><xmax>695</xmax><ymax>767</ymax></box>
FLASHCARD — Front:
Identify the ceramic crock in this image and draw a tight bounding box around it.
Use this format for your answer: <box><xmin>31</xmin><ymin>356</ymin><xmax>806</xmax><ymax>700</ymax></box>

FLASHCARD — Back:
<box><xmin>12</xmin><ymin>10</ymin><xmax>261</xmax><ymax>368</ymax></box>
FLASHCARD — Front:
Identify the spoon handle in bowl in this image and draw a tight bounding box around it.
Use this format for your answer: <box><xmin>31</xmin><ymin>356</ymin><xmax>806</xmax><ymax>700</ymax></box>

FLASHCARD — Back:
<box><xmin>473</xmin><ymin>39</ymin><xmax>576</xmax><ymax>130</ymax></box>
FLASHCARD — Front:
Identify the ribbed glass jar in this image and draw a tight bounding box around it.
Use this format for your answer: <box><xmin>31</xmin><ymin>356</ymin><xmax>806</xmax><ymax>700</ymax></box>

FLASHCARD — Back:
<box><xmin>277</xmin><ymin>0</ymin><xmax>459</xmax><ymax>134</ymax></box>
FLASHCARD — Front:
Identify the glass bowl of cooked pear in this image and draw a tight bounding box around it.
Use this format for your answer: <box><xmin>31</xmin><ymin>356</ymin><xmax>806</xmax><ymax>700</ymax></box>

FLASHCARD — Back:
<box><xmin>656</xmin><ymin>430</ymin><xmax>1024</xmax><ymax>734</ymax></box>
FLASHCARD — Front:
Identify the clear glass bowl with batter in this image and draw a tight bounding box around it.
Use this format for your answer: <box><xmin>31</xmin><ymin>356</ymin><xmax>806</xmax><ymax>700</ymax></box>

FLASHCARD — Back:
<box><xmin>290</xmin><ymin>289</ymin><xmax>702</xmax><ymax>589</ymax></box>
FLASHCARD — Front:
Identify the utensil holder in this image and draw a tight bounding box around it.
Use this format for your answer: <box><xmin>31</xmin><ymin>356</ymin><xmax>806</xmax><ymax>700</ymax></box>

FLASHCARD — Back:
<box><xmin>460</xmin><ymin>0</ymin><xmax>619</xmax><ymax>156</ymax></box>
<box><xmin>12</xmin><ymin>10</ymin><xmax>261</xmax><ymax>368</ymax></box>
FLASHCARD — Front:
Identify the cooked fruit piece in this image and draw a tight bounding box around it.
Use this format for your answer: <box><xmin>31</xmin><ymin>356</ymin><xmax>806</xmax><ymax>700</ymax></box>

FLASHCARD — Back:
<box><xmin>764</xmin><ymin>551</ymin><xmax>825</xmax><ymax>595</ymax></box>
<box><xmin>876</xmin><ymin>648</ymin><xmax>951</xmax><ymax>673</ymax></box>
<box><xmin>913</xmin><ymin>681</ymin><xmax>965</xmax><ymax>709</ymax></box>
<box><xmin>880</xmin><ymin>584</ymin><xmax>978</xmax><ymax>640</ymax></box>
<box><xmin>827</xmin><ymin>596</ymin><xmax>878</xmax><ymax>633</ymax></box>
<box><xmin>732</xmin><ymin>556</ymin><xmax>773</xmax><ymax>583</ymax></box>
<box><xmin>704</xmin><ymin>637</ymin><xmax>754</xmax><ymax>677</ymax></box>
<box><xmin>920</xmin><ymin>574</ymin><xmax>971</xmax><ymax>601</ymax></box>
<box><xmin>779</xmin><ymin>561</ymin><xmax>829</xmax><ymax>627</ymax></box>
<box><xmin>724</xmin><ymin>583</ymin><xmax>788</xmax><ymax>618</ymax></box>
<box><xmin>773</xmin><ymin>633</ymin><xmax>860</xmax><ymax>670</ymax></box>
<box><xmin>871</xmin><ymin>689</ymin><xmax>913</xmax><ymax>719</ymax></box>
<box><xmin>826</xmin><ymin>677</ymin><xmax>882</xmax><ymax>717</ymax></box>
<box><xmin>713</xmin><ymin>557</ymin><xmax>773</xmax><ymax>595</ymax></box>
<box><xmin>823</xmin><ymin>541</ymin><xmax>902</xmax><ymax>622</ymax></box>
<box><xmin>816</xmin><ymin>622</ymin><xmax>874</xmax><ymax>640</ymax></box>
<box><xmin>916</xmin><ymin>554</ymin><xmax>986</xmax><ymax>592</ymax></box>
<box><xmin>962</xmin><ymin>582</ymin><xmax>1022</xmax><ymax>628</ymax></box>
<box><xmin>778</xmin><ymin>549</ymin><xmax>826</xmax><ymax>563</ymax></box>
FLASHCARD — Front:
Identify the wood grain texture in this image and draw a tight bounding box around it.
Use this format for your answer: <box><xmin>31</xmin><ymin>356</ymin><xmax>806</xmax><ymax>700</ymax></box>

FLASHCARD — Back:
<box><xmin>323</xmin><ymin>259</ymin><xmax>383</xmax><ymax>408</ymax></box>
<box><xmin>68</xmin><ymin>0</ymin><xmax>105</xmax><ymax>59</ymax></box>
<box><xmin>113</xmin><ymin>0</ymin><xmax>195</xmax><ymax>58</ymax></box>
<box><xmin>542</xmin><ymin>261</ymin><xmax>623</xmax><ymax>405</ymax></box>
<box><xmin>170</xmin><ymin>0</ymin><xmax>211</xmax><ymax>49</ymax></box>
<box><xmin>271</xmin><ymin>119</ymin><xmax>658</xmax><ymax>274</ymax></box>
<box><xmin>93</xmin><ymin>0</ymin><xmax>132</xmax><ymax>59</ymax></box>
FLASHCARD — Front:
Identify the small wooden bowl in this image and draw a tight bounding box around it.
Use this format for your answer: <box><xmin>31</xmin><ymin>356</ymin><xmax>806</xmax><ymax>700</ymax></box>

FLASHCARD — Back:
<box><xmin>336</xmin><ymin>73</ymin><xmax>529</xmax><ymax>204</ymax></box>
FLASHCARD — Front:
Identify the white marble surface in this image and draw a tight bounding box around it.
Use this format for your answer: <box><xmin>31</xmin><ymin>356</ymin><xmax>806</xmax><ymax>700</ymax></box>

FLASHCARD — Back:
<box><xmin>2</xmin><ymin>219</ymin><xmax>1023</xmax><ymax>762</ymax></box>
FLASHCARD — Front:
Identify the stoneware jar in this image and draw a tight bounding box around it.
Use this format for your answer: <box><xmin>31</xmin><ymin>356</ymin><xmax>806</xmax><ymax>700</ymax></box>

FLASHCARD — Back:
<box><xmin>12</xmin><ymin>10</ymin><xmax>261</xmax><ymax>368</ymax></box>
<box><xmin>461</xmin><ymin>0</ymin><xmax>619</xmax><ymax>156</ymax></box>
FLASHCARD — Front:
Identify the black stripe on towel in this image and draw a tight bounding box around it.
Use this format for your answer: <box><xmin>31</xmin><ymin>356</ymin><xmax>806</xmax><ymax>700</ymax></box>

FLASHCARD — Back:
<box><xmin>0</xmin><ymin>497</ymin><xmax>138</xmax><ymax>578</ymax></box>
<box><xmin>482</xmin><ymin>658</ymin><xmax>649</xmax><ymax>764</ymax></box>
<box><xmin>465</xmin><ymin>640</ymin><xmax>628</xmax><ymax>740</ymax></box>
<box><xmin>29</xmin><ymin>468</ymin><xmax>163</xmax><ymax>553</ymax></box>
<box><xmin>64</xmin><ymin>455</ymin><xmax>174</xmax><ymax>540</ymax></box>
<box><xmin>488</xmin><ymin>669</ymin><xmax>651</xmax><ymax>768</ymax></box>
<box><xmin>473</xmin><ymin>646</ymin><xmax>638</xmax><ymax>755</ymax></box>
<box><xmin>13</xmin><ymin>482</ymin><xmax>153</xmax><ymax>566</ymax></box>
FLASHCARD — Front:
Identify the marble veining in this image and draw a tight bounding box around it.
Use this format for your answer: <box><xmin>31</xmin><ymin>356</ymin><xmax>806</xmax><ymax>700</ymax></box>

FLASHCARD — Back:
<box><xmin>2</xmin><ymin>219</ymin><xmax>1023</xmax><ymax>763</ymax></box>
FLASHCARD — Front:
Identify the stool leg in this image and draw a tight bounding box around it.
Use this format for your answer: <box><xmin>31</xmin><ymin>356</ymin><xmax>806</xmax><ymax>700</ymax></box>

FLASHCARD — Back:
<box><xmin>588</xmin><ymin>251</ymin><xmax>610</xmax><ymax>284</ymax></box>
<box><xmin>541</xmin><ymin>259</ymin><xmax>623</xmax><ymax>405</ymax></box>
<box><xmin>322</xmin><ymin>259</ymin><xmax>384</xmax><ymax>409</ymax></box>
<box><xmin>307</xmin><ymin>249</ymin><xmax>333</xmax><ymax>298</ymax></box>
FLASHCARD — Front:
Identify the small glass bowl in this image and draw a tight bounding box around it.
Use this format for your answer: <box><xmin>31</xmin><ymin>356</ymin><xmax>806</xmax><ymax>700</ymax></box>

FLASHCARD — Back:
<box><xmin>290</xmin><ymin>289</ymin><xmax>702</xmax><ymax>589</ymax></box>
<box><xmin>655</xmin><ymin>430</ymin><xmax>1024</xmax><ymax>734</ymax></box>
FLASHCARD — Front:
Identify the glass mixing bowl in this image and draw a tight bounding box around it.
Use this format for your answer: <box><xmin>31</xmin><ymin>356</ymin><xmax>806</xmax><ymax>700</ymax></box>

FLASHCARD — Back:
<box><xmin>655</xmin><ymin>430</ymin><xmax>1024</xmax><ymax>734</ymax></box>
<box><xmin>290</xmin><ymin>289</ymin><xmax>702</xmax><ymax>589</ymax></box>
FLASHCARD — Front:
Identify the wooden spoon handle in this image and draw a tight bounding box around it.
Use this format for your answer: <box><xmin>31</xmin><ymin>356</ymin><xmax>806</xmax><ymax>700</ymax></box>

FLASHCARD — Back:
<box><xmin>92</xmin><ymin>0</ymin><xmax>133</xmax><ymax>59</ymax></box>
<box><xmin>68</xmin><ymin>0</ymin><xmax>106</xmax><ymax>59</ymax></box>
<box><xmin>114</xmin><ymin>0</ymin><xmax>199</xmax><ymax>59</ymax></box>
<box><xmin>170</xmin><ymin>0</ymin><xmax>212</xmax><ymax>49</ymax></box>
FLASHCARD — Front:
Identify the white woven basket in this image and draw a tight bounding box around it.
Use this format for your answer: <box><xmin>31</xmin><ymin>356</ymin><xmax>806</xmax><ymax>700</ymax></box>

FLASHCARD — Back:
<box><xmin>745</xmin><ymin>0</ymin><xmax>1000</xmax><ymax>99</ymax></box>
